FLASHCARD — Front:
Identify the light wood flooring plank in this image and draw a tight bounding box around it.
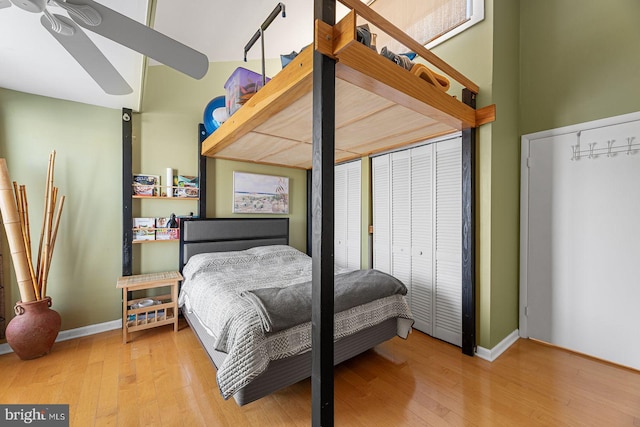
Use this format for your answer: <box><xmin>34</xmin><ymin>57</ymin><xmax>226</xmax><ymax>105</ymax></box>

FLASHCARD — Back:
<box><xmin>1</xmin><ymin>319</ymin><xmax>639</xmax><ymax>426</ymax></box>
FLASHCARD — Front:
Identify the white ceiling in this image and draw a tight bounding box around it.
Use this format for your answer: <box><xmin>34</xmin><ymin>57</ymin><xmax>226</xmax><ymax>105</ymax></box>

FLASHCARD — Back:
<box><xmin>0</xmin><ymin>0</ymin><xmax>351</xmax><ymax>112</ymax></box>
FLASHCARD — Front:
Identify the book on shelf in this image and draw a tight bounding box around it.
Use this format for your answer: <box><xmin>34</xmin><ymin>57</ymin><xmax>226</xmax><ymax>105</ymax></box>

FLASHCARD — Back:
<box><xmin>133</xmin><ymin>174</ymin><xmax>160</xmax><ymax>196</ymax></box>
<box><xmin>133</xmin><ymin>229</ymin><xmax>155</xmax><ymax>241</ymax></box>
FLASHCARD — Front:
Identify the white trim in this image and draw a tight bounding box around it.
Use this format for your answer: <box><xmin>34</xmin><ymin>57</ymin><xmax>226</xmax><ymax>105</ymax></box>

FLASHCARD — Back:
<box><xmin>519</xmin><ymin>133</ymin><xmax>531</xmax><ymax>338</ymax></box>
<box><xmin>0</xmin><ymin>319</ymin><xmax>122</xmax><ymax>356</ymax></box>
<box><xmin>475</xmin><ymin>329</ymin><xmax>519</xmax><ymax>362</ymax></box>
<box><xmin>519</xmin><ymin>110</ymin><xmax>640</xmax><ymax>339</ymax></box>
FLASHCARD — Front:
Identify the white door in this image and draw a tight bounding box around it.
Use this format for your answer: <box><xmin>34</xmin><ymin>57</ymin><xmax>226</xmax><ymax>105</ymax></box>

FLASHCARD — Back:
<box><xmin>409</xmin><ymin>144</ymin><xmax>434</xmax><ymax>334</ymax></box>
<box><xmin>372</xmin><ymin>155</ymin><xmax>391</xmax><ymax>274</ymax></box>
<box><xmin>390</xmin><ymin>150</ymin><xmax>412</xmax><ymax>297</ymax></box>
<box><xmin>522</xmin><ymin>116</ymin><xmax>640</xmax><ymax>370</ymax></box>
<box><xmin>433</xmin><ymin>138</ymin><xmax>462</xmax><ymax>346</ymax></box>
<box><xmin>335</xmin><ymin>160</ymin><xmax>361</xmax><ymax>270</ymax></box>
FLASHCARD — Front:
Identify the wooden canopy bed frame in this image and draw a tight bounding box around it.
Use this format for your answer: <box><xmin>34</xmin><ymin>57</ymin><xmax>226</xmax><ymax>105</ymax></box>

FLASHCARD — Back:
<box><xmin>185</xmin><ymin>0</ymin><xmax>492</xmax><ymax>423</ymax></box>
<box><xmin>116</xmin><ymin>1</ymin><xmax>495</xmax><ymax>421</ymax></box>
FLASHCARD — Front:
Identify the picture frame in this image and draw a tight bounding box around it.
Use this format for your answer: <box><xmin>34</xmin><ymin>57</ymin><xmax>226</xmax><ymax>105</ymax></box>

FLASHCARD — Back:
<box><xmin>233</xmin><ymin>171</ymin><xmax>289</xmax><ymax>214</ymax></box>
<box><xmin>133</xmin><ymin>174</ymin><xmax>160</xmax><ymax>196</ymax></box>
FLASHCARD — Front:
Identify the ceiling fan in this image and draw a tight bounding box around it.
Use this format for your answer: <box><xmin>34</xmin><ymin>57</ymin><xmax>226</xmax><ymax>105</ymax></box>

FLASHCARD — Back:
<box><xmin>0</xmin><ymin>0</ymin><xmax>209</xmax><ymax>95</ymax></box>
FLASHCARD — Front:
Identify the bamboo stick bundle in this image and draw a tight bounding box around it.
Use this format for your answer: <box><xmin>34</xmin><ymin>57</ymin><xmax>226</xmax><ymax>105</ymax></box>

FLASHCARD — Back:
<box><xmin>0</xmin><ymin>159</ymin><xmax>36</xmax><ymax>302</ymax></box>
<box><xmin>41</xmin><ymin>195</ymin><xmax>65</xmax><ymax>299</ymax></box>
<box><xmin>36</xmin><ymin>150</ymin><xmax>56</xmax><ymax>288</ymax></box>
<box><xmin>40</xmin><ymin>185</ymin><xmax>57</xmax><ymax>299</ymax></box>
<box><xmin>16</xmin><ymin>185</ymin><xmax>39</xmax><ymax>300</ymax></box>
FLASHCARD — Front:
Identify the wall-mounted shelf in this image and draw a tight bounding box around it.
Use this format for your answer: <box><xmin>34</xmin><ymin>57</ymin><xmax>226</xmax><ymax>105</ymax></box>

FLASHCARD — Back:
<box><xmin>132</xmin><ymin>239</ymin><xmax>179</xmax><ymax>244</ymax></box>
<box><xmin>133</xmin><ymin>195</ymin><xmax>199</xmax><ymax>200</ymax></box>
<box><xmin>122</xmin><ymin>113</ymin><xmax>207</xmax><ymax>277</ymax></box>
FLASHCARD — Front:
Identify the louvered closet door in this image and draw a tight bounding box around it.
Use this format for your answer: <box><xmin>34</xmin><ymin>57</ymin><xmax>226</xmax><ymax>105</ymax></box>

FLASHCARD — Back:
<box><xmin>390</xmin><ymin>150</ymin><xmax>412</xmax><ymax>298</ymax></box>
<box><xmin>334</xmin><ymin>165</ymin><xmax>348</xmax><ymax>268</ymax></box>
<box><xmin>434</xmin><ymin>137</ymin><xmax>462</xmax><ymax>346</ymax></box>
<box><xmin>372</xmin><ymin>136</ymin><xmax>462</xmax><ymax>347</ymax></box>
<box><xmin>346</xmin><ymin>162</ymin><xmax>361</xmax><ymax>269</ymax></box>
<box><xmin>335</xmin><ymin>160</ymin><xmax>361</xmax><ymax>270</ymax></box>
<box><xmin>372</xmin><ymin>156</ymin><xmax>391</xmax><ymax>274</ymax></box>
<box><xmin>409</xmin><ymin>144</ymin><xmax>434</xmax><ymax>334</ymax></box>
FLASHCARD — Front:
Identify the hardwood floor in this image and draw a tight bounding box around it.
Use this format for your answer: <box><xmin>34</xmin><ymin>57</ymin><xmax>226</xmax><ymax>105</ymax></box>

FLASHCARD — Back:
<box><xmin>1</xmin><ymin>319</ymin><xmax>639</xmax><ymax>426</ymax></box>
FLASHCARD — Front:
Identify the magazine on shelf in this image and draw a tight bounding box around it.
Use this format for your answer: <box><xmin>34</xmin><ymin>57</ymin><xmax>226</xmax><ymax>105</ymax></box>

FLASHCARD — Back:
<box><xmin>133</xmin><ymin>217</ymin><xmax>155</xmax><ymax>241</ymax></box>
<box><xmin>156</xmin><ymin>229</ymin><xmax>179</xmax><ymax>240</ymax></box>
<box><xmin>133</xmin><ymin>174</ymin><xmax>160</xmax><ymax>196</ymax></box>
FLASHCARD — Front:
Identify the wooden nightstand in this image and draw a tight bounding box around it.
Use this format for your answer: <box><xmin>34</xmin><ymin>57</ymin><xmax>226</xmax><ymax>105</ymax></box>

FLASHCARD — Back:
<box><xmin>116</xmin><ymin>271</ymin><xmax>182</xmax><ymax>343</ymax></box>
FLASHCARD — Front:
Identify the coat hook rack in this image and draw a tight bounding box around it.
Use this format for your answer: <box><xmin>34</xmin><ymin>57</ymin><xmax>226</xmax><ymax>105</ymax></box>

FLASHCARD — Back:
<box><xmin>571</xmin><ymin>134</ymin><xmax>639</xmax><ymax>160</ymax></box>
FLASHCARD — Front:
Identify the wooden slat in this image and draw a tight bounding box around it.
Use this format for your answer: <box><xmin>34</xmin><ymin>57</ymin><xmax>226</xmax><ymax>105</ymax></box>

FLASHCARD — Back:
<box><xmin>476</xmin><ymin>104</ymin><xmax>497</xmax><ymax>126</ymax></box>
<box><xmin>349</xmin><ymin>123</ymin><xmax>456</xmax><ymax>157</ymax></box>
<box><xmin>335</xmin><ymin>42</ymin><xmax>476</xmax><ymax>130</ymax></box>
<box><xmin>335</xmin><ymin>104</ymin><xmax>435</xmax><ymax>150</ymax></box>
<box><xmin>337</xmin><ymin>0</ymin><xmax>479</xmax><ymax>93</ymax></box>
<box><xmin>216</xmin><ymin>132</ymin><xmax>300</xmax><ymax>162</ymax></box>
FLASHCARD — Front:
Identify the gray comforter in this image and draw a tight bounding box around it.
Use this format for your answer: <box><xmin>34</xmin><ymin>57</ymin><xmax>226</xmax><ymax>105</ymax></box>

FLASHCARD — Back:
<box><xmin>178</xmin><ymin>245</ymin><xmax>413</xmax><ymax>400</ymax></box>
<box><xmin>242</xmin><ymin>269</ymin><xmax>407</xmax><ymax>333</ymax></box>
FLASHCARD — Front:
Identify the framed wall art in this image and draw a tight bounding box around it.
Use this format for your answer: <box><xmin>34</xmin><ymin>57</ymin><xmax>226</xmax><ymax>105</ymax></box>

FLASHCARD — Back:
<box><xmin>233</xmin><ymin>172</ymin><xmax>289</xmax><ymax>214</ymax></box>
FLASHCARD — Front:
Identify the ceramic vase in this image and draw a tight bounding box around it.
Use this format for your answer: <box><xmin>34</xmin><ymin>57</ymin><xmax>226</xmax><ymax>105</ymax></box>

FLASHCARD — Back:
<box><xmin>5</xmin><ymin>296</ymin><xmax>61</xmax><ymax>360</ymax></box>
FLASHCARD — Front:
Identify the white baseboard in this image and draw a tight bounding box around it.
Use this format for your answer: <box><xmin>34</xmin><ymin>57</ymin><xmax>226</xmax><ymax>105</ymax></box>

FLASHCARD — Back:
<box><xmin>476</xmin><ymin>329</ymin><xmax>519</xmax><ymax>362</ymax></box>
<box><xmin>0</xmin><ymin>318</ymin><xmax>122</xmax><ymax>356</ymax></box>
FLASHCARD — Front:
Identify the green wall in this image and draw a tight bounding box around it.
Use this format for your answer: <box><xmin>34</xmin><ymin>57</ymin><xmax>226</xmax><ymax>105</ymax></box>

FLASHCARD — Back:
<box><xmin>0</xmin><ymin>88</ymin><xmax>123</xmax><ymax>330</ymax></box>
<box><xmin>520</xmin><ymin>0</ymin><xmax>640</xmax><ymax>134</ymax></box>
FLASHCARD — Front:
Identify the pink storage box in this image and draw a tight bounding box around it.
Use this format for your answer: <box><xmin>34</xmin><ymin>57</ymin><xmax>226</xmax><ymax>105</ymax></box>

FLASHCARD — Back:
<box><xmin>224</xmin><ymin>67</ymin><xmax>270</xmax><ymax>116</ymax></box>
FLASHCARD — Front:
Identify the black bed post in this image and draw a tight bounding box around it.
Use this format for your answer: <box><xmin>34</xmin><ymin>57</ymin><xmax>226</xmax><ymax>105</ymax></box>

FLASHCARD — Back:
<box><xmin>312</xmin><ymin>0</ymin><xmax>336</xmax><ymax>425</ymax></box>
<box><xmin>198</xmin><ymin>124</ymin><xmax>207</xmax><ymax>219</ymax></box>
<box><xmin>122</xmin><ymin>108</ymin><xmax>133</xmax><ymax>277</ymax></box>
<box><xmin>307</xmin><ymin>169</ymin><xmax>313</xmax><ymax>256</ymax></box>
<box><xmin>461</xmin><ymin>89</ymin><xmax>476</xmax><ymax>356</ymax></box>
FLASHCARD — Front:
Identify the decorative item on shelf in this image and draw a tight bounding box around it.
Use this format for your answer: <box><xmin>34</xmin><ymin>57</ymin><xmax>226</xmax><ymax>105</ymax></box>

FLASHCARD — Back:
<box><xmin>165</xmin><ymin>168</ymin><xmax>174</xmax><ymax>198</ymax></box>
<box><xmin>0</xmin><ymin>152</ymin><xmax>65</xmax><ymax>360</ymax></box>
<box><xmin>203</xmin><ymin>96</ymin><xmax>227</xmax><ymax>137</ymax></box>
<box><xmin>155</xmin><ymin>214</ymin><xmax>179</xmax><ymax>240</ymax></box>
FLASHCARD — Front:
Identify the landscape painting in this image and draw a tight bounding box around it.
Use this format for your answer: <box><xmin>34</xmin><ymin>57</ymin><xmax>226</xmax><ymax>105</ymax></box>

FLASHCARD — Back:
<box><xmin>233</xmin><ymin>172</ymin><xmax>289</xmax><ymax>214</ymax></box>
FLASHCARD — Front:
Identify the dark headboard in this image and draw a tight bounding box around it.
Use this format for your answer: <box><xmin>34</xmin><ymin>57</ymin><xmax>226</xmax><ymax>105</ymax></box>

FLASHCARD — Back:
<box><xmin>179</xmin><ymin>218</ymin><xmax>289</xmax><ymax>272</ymax></box>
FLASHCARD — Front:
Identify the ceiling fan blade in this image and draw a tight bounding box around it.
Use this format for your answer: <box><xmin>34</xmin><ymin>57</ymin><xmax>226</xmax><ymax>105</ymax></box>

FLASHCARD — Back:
<box><xmin>41</xmin><ymin>14</ymin><xmax>133</xmax><ymax>95</ymax></box>
<box><xmin>66</xmin><ymin>0</ymin><xmax>209</xmax><ymax>79</ymax></box>
<box><xmin>0</xmin><ymin>0</ymin><xmax>12</xmax><ymax>9</ymax></box>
